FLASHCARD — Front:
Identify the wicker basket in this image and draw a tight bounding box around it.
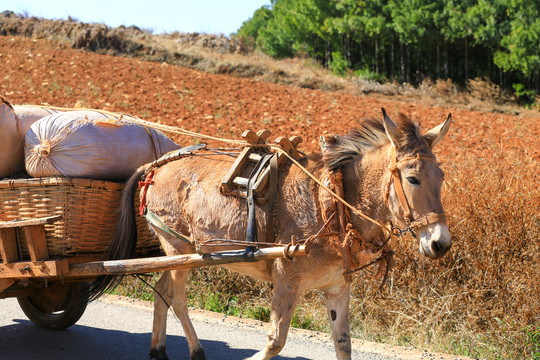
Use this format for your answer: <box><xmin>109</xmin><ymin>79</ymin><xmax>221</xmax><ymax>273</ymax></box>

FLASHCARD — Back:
<box><xmin>0</xmin><ymin>177</ymin><xmax>160</xmax><ymax>259</ymax></box>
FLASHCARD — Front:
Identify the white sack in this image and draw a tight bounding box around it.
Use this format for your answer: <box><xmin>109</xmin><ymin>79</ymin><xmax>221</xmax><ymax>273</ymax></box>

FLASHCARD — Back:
<box><xmin>14</xmin><ymin>105</ymin><xmax>62</xmax><ymax>135</ymax></box>
<box><xmin>0</xmin><ymin>99</ymin><xmax>62</xmax><ymax>178</ymax></box>
<box><xmin>0</xmin><ymin>97</ymin><xmax>22</xmax><ymax>178</ymax></box>
<box><xmin>25</xmin><ymin>111</ymin><xmax>181</xmax><ymax>180</ymax></box>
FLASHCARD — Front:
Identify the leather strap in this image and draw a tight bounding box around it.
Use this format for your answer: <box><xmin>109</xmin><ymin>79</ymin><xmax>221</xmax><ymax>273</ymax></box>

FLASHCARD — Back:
<box><xmin>388</xmin><ymin>146</ymin><xmax>413</xmax><ymax>223</ymax></box>
<box><xmin>409</xmin><ymin>212</ymin><xmax>446</xmax><ymax>231</ymax></box>
<box><xmin>144</xmin><ymin>208</ymin><xmax>192</xmax><ymax>244</ymax></box>
<box><xmin>246</xmin><ymin>153</ymin><xmax>275</xmax><ymax>243</ymax></box>
<box><xmin>265</xmin><ymin>154</ymin><xmax>279</xmax><ymax>243</ymax></box>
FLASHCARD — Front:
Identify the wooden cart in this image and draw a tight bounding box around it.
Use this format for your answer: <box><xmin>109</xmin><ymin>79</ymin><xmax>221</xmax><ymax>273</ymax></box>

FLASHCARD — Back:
<box><xmin>0</xmin><ymin>177</ymin><xmax>306</xmax><ymax>330</ymax></box>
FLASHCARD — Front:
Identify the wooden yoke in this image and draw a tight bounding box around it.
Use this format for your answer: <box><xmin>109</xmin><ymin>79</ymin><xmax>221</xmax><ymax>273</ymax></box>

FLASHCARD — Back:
<box><xmin>274</xmin><ymin>136</ymin><xmax>303</xmax><ymax>164</ymax></box>
<box><xmin>220</xmin><ymin>130</ymin><xmax>303</xmax><ymax>199</ymax></box>
<box><xmin>220</xmin><ymin>129</ymin><xmax>271</xmax><ymax>196</ymax></box>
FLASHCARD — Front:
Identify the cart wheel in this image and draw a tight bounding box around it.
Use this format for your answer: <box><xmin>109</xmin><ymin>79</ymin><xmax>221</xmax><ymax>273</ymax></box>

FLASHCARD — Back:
<box><xmin>17</xmin><ymin>281</ymin><xmax>89</xmax><ymax>330</ymax></box>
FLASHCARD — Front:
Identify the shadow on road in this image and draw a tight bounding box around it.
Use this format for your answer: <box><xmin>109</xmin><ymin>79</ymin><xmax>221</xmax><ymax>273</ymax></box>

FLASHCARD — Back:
<box><xmin>0</xmin><ymin>319</ymin><xmax>309</xmax><ymax>360</ymax></box>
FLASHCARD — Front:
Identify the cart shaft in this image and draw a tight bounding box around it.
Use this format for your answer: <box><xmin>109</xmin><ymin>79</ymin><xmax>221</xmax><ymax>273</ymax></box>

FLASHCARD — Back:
<box><xmin>66</xmin><ymin>245</ymin><xmax>307</xmax><ymax>278</ymax></box>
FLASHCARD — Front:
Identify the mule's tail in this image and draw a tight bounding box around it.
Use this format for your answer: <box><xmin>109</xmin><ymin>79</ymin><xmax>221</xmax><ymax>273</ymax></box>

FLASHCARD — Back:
<box><xmin>87</xmin><ymin>165</ymin><xmax>148</xmax><ymax>301</ymax></box>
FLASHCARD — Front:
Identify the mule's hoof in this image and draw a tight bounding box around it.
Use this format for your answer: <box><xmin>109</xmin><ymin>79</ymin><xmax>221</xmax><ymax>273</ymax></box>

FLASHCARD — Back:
<box><xmin>149</xmin><ymin>346</ymin><xmax>169</xmax><ymax>360</ymax></box>
<box><xmin>191</xmin><ymin>347</ymin><xmax>206</xmax><ymax>360</ymax></box>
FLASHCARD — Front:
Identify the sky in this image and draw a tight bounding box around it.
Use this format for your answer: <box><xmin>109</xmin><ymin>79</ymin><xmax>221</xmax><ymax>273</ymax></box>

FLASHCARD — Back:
<box><xmin>0</xmin><ymin>0</ymin><xmax>271</xmax><ymax>35</ymax></box>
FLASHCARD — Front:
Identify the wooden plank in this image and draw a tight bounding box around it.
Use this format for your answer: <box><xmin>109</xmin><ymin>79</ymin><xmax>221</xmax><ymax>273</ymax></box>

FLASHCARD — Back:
<box><xmin>256</xmin><ymin>129</ymin><xmax>271</xmax><ymax>143</ymax></box>
<box><xmin>0</xmin><ymin>228</ymin><xmax>19</xmax><ymax>264</ymax></box>
<box><xmin>248</xmin><ymin>153</ymin><xmax>263</xmax><ymax>163</ymax></box>
<box><xmin>220</xmin><ymin>129</ymin><xmax>274</xmax><ymax>194</ymax></box>
<box><xmin>0</xmin><ymin>278</ymin><xmax>15</xmax><ymax>293</ymax></box>
<box><xmin>0</xmin><ymin>215</ymin><xmax>62</xmax><ymax>229</ymax></box>
<box><xmin>220</xmin><ymin>147</ymin><xmax>253</xmax><ymax>193</ymax></box>
<box><xmin>0</xmin><ymin>259</ymin><xmax>69</xmax><ymax>279</ymax></box>
<box><xmin>67</xmin><ymin>255</ymin><xmax>102</xmax><ymax>264</ymax></box>
<box><xmin>24</xmin><ymin>224</ymin><xmax>49</xmax><ymax>262</ymax></box>
<box><xmin>242</xmin><ymin>129</ymin><xmax>259</xmax><ymax>143</ymax></box>
<box><xmin>252</xmin><ymin>136</ymin><xmax>303</xmax><ymax>196</ymax></box>
<box><xmin>232</xmin><ymin>177</ymin><xmax>249</xmax><ymax>187</ymax></box>
<box><xmin>67</xmin><ymin>245</ymin><xmax>307</xmax><ymax>278</ymax></box>
<box><xmin>275</xmin><ymin>136</ymin><xmax>303</xmax><ymax>163</ymax></box>
<box><xmin>0</xmin><ymin>287</ymin><xmax>34</xmax><ymax>299</ymax></box>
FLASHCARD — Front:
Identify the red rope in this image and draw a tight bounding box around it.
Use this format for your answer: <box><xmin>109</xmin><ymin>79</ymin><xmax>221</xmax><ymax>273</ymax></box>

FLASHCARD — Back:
<box><xmin>138</xmin><ymin>170</ymin><xmax>155</xmax><ymax>216</ymax></box>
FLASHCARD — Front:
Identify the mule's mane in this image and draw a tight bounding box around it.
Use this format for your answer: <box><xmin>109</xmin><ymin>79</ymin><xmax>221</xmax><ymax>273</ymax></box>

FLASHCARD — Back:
<box><xmin>324</xmin><ymin>113</ymin><xmax>424</xmax><ymax>170</ymax></box>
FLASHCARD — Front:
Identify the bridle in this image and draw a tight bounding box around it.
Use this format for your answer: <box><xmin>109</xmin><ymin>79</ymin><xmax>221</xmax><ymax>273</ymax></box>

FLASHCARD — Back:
<box><xmin>385</xmin><ymin>145</ymin><xmax>447</xmax><ymax>237</ymax></box>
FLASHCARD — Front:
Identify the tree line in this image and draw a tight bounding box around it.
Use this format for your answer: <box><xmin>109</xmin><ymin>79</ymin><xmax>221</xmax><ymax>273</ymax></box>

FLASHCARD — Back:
<box><xmin>237</xmin><ymin>0</ymin><xmax>539</xmax><ymax>103</ymax></box>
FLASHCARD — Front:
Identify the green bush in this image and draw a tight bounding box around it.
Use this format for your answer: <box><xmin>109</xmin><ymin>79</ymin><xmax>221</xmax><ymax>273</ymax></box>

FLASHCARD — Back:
<box><xmin>329</xmin><ymin>51</ymin><xmax>348</xmax><ymax>77</ymax></box>
<box><xmin>354</xmin><ymin>66</ymin><xmax>385</xmax><ymax>83</ymax></box>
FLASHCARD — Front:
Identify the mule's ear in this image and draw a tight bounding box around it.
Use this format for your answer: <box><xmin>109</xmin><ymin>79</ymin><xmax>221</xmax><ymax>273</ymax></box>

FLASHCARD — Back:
<box><xmin>424</xmin><ymin>113</ymin><xmax>452</xmax><ymax>148</ymax></box>
<box><xmin>381</xmin><ymin>108</ymin><xmax>399</xmax><ymax>147</ymax></box>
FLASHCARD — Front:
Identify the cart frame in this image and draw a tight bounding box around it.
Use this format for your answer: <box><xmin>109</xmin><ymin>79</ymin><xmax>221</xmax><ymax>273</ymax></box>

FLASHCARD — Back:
<box><xmin>1</xmin><ymin>215</ymin><xmax>306</xmax><ymax>329</ymax></box>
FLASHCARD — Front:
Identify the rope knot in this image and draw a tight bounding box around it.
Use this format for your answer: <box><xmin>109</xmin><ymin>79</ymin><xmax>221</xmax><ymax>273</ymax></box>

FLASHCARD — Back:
<box><xmin>138</xmin><ymin>170</ymin><xmax>155</xmax><ymax>216</ymax></box>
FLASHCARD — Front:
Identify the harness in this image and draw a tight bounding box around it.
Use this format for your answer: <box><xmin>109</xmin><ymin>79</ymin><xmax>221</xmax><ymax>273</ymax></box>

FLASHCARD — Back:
<box><xmin>245</xmin><ymin>153</ymin><xmax>278</xmax><ymax>245</ymax></box>
<box><xmin>138</xmin><ymin>143</ymin><xmax>281</xmax><ymax>257</ymax></box>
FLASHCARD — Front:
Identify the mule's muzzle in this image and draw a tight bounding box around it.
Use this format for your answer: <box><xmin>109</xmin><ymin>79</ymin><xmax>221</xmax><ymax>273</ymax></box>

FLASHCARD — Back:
<box><xmin>418</xmin><ymin>222</ymin><xmax>451</xmax><ymax>259</ymax></box>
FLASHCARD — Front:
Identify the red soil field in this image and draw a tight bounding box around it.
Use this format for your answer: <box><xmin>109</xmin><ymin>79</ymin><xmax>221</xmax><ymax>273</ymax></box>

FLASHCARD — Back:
<box><xmin>1</xmin><ymin>36</ymin><xmax>538</xmax><ymax>168</ymax></box>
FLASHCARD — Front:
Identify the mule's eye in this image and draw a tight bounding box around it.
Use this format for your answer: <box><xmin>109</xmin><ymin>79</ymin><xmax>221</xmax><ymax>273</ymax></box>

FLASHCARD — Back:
<box><xmin>407</xmin><ymin>176</ymin><xmax>420</xmax><ymax>185</ymax></box>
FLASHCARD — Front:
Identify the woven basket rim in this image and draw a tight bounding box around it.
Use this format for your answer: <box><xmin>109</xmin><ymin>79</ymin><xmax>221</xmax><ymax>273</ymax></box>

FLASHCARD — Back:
<box><xmin>0</xmin><ymin>175</ymin><xmax>159</xmax><ymax>257</ymax></box>
<box><xmin>0</xmin><ymin>176</ymin><xmax>125</xmax><ymax>190</ymax></box>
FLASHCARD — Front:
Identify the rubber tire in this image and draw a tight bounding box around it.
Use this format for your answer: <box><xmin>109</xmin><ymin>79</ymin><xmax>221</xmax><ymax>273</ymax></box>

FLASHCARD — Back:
<box><xmin>17</xmin><ymin>282</ymin><xmax>89</xmax><ymax>330</ymax></box>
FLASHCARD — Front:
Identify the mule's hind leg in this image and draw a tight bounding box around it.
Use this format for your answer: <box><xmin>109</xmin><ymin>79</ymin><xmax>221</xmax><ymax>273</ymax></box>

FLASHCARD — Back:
<box><xmin>150</xmin><ymin>270</ymin><xmax>206</xmax><ymax>360</ymax></box>
<box><xmin>325</xmin><ymin>282</ymin><xmax>352</xmax><ymax>360</ymax></box>
<box><xmin>150</xmin><ymin>271</ymin><xmax>172</xmax><ymax>360</ymax></box>
<box><xmin>248</xmin><ymin>279</ymin><xmax>301</xmax><ymax>360</ymax></box>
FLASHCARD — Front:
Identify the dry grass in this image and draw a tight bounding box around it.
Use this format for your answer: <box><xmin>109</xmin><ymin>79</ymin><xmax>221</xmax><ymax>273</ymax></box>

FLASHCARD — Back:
<box><xmin>345</xmin><ymin>147</ymin><xmax>539</xmax><ymax>359</ymax></box>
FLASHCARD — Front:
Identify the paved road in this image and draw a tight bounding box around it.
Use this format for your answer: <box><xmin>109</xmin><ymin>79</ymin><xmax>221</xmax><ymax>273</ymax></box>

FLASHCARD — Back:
<box><xmin>1</xmin><ymin>296</ymin><xmax>467</xmax><ymax>360</ymax></box>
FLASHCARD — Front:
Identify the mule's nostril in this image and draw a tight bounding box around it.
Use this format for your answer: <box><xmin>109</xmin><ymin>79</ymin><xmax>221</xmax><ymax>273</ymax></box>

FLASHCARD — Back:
<box><xmin>431</xmin><ymin>240</ymin><xmax>441</xmax><ymax>254</ymax></box>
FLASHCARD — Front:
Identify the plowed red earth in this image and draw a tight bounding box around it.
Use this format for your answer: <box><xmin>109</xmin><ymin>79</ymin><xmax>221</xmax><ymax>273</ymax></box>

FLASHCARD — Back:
<box><xmin>1</xmin><ymin>36</ymin><xmax>538</xmax><ymax>166</ymax></box>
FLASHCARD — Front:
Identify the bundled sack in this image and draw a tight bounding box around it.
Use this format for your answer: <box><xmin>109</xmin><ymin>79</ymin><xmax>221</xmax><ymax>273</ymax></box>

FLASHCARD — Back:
<box><xmin>14</xmin><ymin>104</ymin><xmax>62</xmax><ymax>135</ymax></box>
<box><xmin>25</xmin><ymin>111</ymin><xmax>181</xmax><ymax>180</ymax></box>
<box><xmin>0</xmin><ymin>96</ymin><xmax>61</xmax><ymax>178</ymax></box>
<box><xmin>0</xmin><ymin>97</ymin><xmax>21</xmax><ymax>178</ymax></box>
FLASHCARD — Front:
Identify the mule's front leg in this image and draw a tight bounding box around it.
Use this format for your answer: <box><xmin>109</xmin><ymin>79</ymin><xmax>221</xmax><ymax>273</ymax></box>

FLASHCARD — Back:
<box><xmin>248</xmin><ymin>281</ymin><xmax>300</xmax><ymax>360</ymax></box>
<box><xmin>325</xmin><ymin>282</ymin><xmax>352</xmax><ymax>360</ymax></box>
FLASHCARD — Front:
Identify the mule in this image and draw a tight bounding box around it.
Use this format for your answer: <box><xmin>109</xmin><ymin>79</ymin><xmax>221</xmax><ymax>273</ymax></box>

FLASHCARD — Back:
<box><xmin>95</xmin><ymin>109</ymin><xmax>452</xmax><ymax>360</ymax></box>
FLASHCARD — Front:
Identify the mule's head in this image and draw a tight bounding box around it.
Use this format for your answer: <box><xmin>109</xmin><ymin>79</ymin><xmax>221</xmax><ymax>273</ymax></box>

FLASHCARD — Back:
<box><xmin>382</xmin><ymin>109</ymin><xmax>452</xmax><ymax>259</ymax></box>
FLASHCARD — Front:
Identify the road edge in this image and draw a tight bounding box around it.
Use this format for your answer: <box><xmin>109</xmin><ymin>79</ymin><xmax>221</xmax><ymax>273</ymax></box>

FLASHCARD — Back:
<box><xmin>99</xmin><ymin>295</ymin><xmax>474</xmax><ymax>360</ymax></box>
